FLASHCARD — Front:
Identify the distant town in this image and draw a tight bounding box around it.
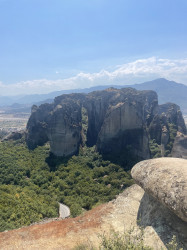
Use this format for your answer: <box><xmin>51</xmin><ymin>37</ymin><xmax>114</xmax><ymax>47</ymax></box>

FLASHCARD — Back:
<box><xmin>0</xmin><ymin>109</ymin><xmax>30</xmax><ymax>138</ymax></box>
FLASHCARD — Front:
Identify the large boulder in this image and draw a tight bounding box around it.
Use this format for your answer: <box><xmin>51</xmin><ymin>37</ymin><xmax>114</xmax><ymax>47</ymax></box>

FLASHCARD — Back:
<box><xmin>131</xmin><ymin>158</ymin><xmax>187</xmax><ymax>222</ymax></box>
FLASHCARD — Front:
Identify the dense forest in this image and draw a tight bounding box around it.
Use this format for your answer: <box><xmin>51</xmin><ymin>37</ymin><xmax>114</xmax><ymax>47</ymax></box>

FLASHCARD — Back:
<box><xmin>0</xmin><ymin>140</ymin><xmax>134</xmax><ymax>232</ymax></box>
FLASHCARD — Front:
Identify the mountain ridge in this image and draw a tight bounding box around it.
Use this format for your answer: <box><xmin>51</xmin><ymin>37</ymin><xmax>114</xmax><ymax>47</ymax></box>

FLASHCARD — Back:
<box><xmin>0</xmin><ymin>78</ymin><xmax>187</xmax><ymax>114</ymax></box>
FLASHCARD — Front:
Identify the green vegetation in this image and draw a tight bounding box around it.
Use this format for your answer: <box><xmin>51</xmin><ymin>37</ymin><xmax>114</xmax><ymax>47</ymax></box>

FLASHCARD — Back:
<box><xmin>149</xmin><ymin>123</ymin><xmax>177</xmax><ymax>158</ymax></box>
<box><xmin>99</xmin><ymin>229</ymin><xmax>152</xmax><ymax>250</ymax></box>
<box><xmin>164</xmin><ymin>123</ymin><xmax>177</xmax><ymax>157</ymax></box>
<box><xmin>0</xmin><ymin>185</ymin><xmax>58</xmax><ymax>231</ymax></box>
<box><xmin>81</xmin><ymin>107</ymin><xmax>88</xmax><ymax>145</ymax></box>
<box><xmin>74</xmin><ymin>229</ymin><xmax>152</xmax><ymax>250</ymax></box>
<box><xmin>149</xmin><ymin>139</ymin><xmax>161</xmax><ymax>158</ymax></box>
<box><xmin>0</xmin><ymin>141</ymin><xmax>133</xmax><ymax>231</ymax></box>
<box><xmin>74</xmin><ymin>230</ymin><xmax>183</xmax><ymax>250</ymax></box>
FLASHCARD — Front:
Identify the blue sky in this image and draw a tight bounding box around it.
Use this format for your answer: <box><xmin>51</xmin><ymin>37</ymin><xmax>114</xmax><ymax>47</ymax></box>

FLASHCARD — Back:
<box><xmin>0</xmin><ymin>0</ymin><xmax>187</xmax><ymax>95</ymax></box>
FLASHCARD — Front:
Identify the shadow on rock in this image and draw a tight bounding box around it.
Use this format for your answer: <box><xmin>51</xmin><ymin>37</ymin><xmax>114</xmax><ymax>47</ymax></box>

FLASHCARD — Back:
<box><xmin>137</xmin><ymin>192</ymin><xmax>187</xmax><ymax>249</ymax></box>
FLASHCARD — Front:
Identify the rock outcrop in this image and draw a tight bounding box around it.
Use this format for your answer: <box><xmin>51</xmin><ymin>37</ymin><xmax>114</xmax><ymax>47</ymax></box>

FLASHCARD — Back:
<box><xmin>26</xmin><ymin>95</ymin><xmax>82</xmax><ymax>156</ymax></box>
<box><xmin>85</xmin><ymin>88</ymin><xmax>157</xmax><ymax>160</ymax></box>
<box><xmin>131</xmin><ymin>157</ymin><xmax>187</xmax><ymax>222</ymax></box>
<box><xmin>158</xmin><ymin>103</ymin><xmax>186</xmax><ymax>134</ymax></box>
<box><xmin>26</xmin><ymin>88</ymin><xmax>186</xmax><ymax>159</ymax></box>
<box><xmin>149</xmin><ymin>103</ymin><xmax>186</xmax><ymax>157</ymax></box>
<box><xmin>172</xmin><ymin>132</ymin><xmax>187</xmax><ymax>159</ymax></box>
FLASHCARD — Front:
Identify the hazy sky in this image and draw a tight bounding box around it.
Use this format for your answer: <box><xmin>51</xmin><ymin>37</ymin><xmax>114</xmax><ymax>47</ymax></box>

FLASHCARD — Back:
<box><xmin>0</xmin><ymin>0</ymin><xmax>187</xmax><ymax>95</ymax></box>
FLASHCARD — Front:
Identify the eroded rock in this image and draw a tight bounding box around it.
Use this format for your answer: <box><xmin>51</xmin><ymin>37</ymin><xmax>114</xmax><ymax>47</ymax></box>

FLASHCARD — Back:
<box><xmin>172</xmin><ymin>132</ymin><xmax>187</xmax><ymax>159</ymax></box>
<box><xmin>26</xmin><ymin>88</ymin><xmax>186</xmax><ymax>159</ymax></box>
<box><xmin>131</xmin><ymin>158</ymin><xmax>187</xmax><ymax>222</ymax></box>
<box><xmin>26</xmin><ymin>95</ymin><xmax>82</xmax><ymax>157</ymax></box>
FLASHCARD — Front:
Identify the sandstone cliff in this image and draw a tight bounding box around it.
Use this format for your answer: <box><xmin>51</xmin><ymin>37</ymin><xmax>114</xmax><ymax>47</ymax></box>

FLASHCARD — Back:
<box><xmin>26</xmin><ymin>88</ymin><xmax>186</xmax><ymax>160</ymax></box>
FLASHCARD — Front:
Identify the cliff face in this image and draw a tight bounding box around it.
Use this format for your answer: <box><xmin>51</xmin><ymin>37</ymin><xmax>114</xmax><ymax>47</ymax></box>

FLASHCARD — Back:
<box><xmin>26</xmin><ymin>103</ymin><xmax>52</xmax><ymax>149</ymax></box>
<box><xmin>172</xmin><ymin>132</ymin><xmax>187</xmax><ymax>159</ymax></box>
<box><xmin>26</xmin><ymin>95</ymin><xmax>83</xmax><ymax>157</ymax></box>
<box><xmin>148</xmin><ymin>102</ymin><xmax>186</xmax><ymax>157</ymax></box>
<box><xmin>47</xmin><ymin>101</ymin><xmax>82</xmax><ymax>157</ymax></box>
<box><xmin>26</xmin><ymin>88</ymin><xmax>186</xmax><ymax>159</ymax></box>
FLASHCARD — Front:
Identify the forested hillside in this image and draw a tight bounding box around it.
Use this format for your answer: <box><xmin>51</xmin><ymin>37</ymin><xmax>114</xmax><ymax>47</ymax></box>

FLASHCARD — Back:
<box><xmin>0</xmin><ymin>141</ymin><xmax>133</xmax><ymax>232</ymax></box>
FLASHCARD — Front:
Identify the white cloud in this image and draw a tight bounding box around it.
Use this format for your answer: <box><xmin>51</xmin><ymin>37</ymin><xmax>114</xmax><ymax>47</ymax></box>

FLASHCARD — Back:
<box><xmin>1</xmin><ymin>57</ymin><xmax>187</xmax><ymax>96</ymax></box>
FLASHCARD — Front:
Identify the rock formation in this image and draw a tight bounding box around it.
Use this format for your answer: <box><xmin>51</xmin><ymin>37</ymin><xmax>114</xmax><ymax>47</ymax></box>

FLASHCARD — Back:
<box><xmin>158</xmin><ymin>103</ymin><xmax>186</xmax><ymax>134</ymax></box>
<box><xmin>26</xmin><ymin>88</ymin><xmax>186</xmax><ymax>159</ymax></box>
<box><xmin>149</xmin><ymin>103</ymin><xmax>186</xmax><ymax>157</ymax></box>
<box><xmin>26</xmin><ymin>95</ymin><xmax>82</xmax><ymax>156</ymax></box>
<box><xmin>131</xmin><ymin>157</ymin><xmax>187</xmax><ymax>222</ymax></box>
<box><xmin>85</xmin><ymin>88</ymin><xmax>157</xmax><ymax>160</ymax></box>
<box><xmin>172</xmin><ymin>132</ymin><xmax>187</xmax><ymax>159</ymax></box>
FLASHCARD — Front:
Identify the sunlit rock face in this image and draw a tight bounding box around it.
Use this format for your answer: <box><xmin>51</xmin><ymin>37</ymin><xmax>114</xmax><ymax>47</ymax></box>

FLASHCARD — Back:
<box><xmin>131</xmin><ymin>158</ymin><xmax>187</xmax><ymax>222</ymax></box>
<box><xmin>26</xmin><ymin>87</ymin><xmax>186</xmax><ymax>159</ymax></box>
<box><xmin>47</xmin><ymin>101</ymin><xmax>82</xmax><ymax>157</ymax></box>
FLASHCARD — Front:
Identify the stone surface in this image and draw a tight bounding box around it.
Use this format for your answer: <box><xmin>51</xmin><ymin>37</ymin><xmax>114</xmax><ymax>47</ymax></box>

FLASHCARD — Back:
<box><xmin>172</xmin><ymin>132</ymin><xmax>187</xmax><ymax>159</ymax></box>
<box><xmin>26</xmin><ymin>103</ymin><xmax>52</xmax><ymax>149</ymax></box>
<box><xmin>158</xmin><ymin>103</ymin><xmax>186</xmax><ymax>134</ymax></box>
<box><xmin>26</xmin><ymin>95</ymin><xmax>82</xmax><ymax>157</ymax></box>
<box><xmin>149</xmin><ymin>103</ymin><xmax>186</xmax><ymax>156</ymax></box>
<box><xmin>96</xmin><ymin>102</ymin><xmax>150</xmax><ymax>159</ymax></box>
<box><xmin>131</xmin><ymin>157</ymin><xmax>187</xmax><ymax>222</ymax></box>
<box><xmin>47</xmin><ymin>101</ymin><xmax>82</xmax><ymax>157</ymax></box>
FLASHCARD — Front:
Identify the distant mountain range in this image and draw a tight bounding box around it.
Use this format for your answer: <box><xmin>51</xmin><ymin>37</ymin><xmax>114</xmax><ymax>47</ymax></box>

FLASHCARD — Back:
<box><xmin>0</xmin><ymin>78</ymin><xmax>187</xmax><ymax>114</ymax></box>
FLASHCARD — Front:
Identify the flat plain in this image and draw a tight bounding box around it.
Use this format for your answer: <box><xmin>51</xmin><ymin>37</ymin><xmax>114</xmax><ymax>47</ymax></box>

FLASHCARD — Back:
<box><xmin>0</xmin><ymin>110</ymin><xmax>30</xmax><ymax>133</ymax></box>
